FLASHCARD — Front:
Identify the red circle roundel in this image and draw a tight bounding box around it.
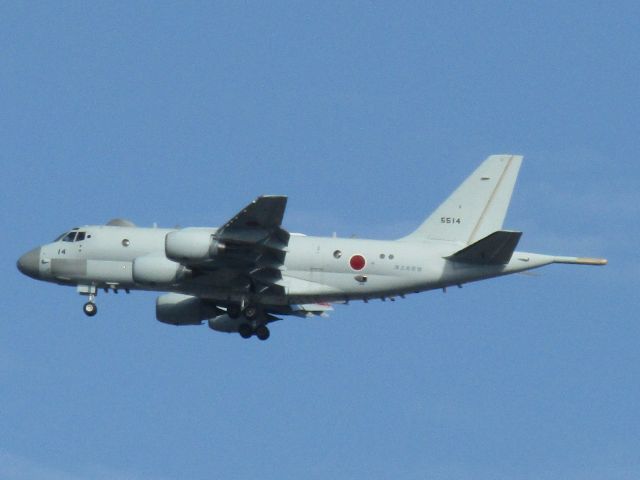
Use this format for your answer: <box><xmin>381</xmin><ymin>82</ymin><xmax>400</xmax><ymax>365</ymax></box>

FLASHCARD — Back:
<box><xmin>349</xmin><ymin>254</ymin><xmax>366</xmax><ymax>271</ymax></box>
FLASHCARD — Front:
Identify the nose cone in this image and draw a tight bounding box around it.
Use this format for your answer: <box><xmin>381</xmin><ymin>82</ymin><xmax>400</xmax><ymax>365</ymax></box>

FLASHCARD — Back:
<box><xmin>17</xmin><ymin>247</ymin><xmax>41</xmax><ymax>279</ymax></box>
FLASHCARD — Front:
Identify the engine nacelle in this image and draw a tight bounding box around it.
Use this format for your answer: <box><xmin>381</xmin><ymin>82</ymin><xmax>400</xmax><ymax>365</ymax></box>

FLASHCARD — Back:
<box><xmin>156</xmin><ymin>293</ymin><xmax>221</xmax><ymax>326</ymax></box>
<box><xmin>132</xmin><ymin>255</ymin><xmax>186</xmax><ymax>285</ymax></box>
<box><xmin>208</xmin><ymin>314</ymin><xmax>244</xmax><ymax>333</ymax></box>
<box><xmin>165</xmin><ymin>229</ymin><xmax>225</xmax><ymax>262</ymax></box>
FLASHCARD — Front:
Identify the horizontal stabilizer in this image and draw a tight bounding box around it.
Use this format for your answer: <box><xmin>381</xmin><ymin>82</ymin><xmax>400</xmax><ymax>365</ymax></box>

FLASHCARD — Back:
<box><xmin>447</xmin><ymin>230</ymin><xmax>522</xmax><ymax>265</ymax></box>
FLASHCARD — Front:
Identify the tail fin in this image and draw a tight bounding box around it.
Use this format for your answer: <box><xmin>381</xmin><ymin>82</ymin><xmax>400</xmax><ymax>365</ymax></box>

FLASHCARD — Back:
<box><xmin>401</xmin><ymin>154</ymin><xmax>523</xmax><ymax>244</ymax></box>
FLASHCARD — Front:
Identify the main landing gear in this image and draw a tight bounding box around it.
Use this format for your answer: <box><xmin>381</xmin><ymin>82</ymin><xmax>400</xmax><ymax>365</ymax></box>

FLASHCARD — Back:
<box><xmin>229</xmin><ymin>304</ymin><xmax>270</xmax><ymax>340</ymax></box>
<box><xmin>255</xmin><ymin>325</ymin><xmax>270</xmax><ymax>341</ymax></box>
<box><xmin>238</xmin><ymin>323</ymin><xmax>270</xmax><ymax>341</ymax></box>
<box><xmin>227</xmin><ymin>304</ymin><xmax>259</xmax><ymax>320</ymax></box>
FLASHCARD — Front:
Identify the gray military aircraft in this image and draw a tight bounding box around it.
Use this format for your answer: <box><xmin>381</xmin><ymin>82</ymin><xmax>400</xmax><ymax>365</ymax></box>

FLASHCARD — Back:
<box><xmin>17</xmin><ymin>155</ymin><xmax>606</xmax><ymax>340</ymax></box>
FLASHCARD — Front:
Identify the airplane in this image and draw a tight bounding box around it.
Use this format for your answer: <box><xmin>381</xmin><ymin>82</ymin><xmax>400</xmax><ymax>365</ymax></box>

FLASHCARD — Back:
<box><xmin>17</xmin><ymin>154</ymin><xmax>606</xmax><ymax>341</ymax></box>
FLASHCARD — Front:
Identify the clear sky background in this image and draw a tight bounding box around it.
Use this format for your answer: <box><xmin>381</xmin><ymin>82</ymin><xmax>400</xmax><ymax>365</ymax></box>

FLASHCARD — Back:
<box><xmin>1</xmin><ymin>2</ymin><xmax>638</xmax><ymax>479</ymax></box>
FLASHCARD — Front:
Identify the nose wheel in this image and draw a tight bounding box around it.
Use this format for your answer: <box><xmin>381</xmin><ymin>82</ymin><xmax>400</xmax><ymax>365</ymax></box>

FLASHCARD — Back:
<box><xmin>83</xmin><ymin>301</ymin><xmax>97</xmax><ymax>317</ymax></box>
<box><xmin>78</xmin><ymin>285</ymin><xmax>98</xmax><ymax>317</ymax></box>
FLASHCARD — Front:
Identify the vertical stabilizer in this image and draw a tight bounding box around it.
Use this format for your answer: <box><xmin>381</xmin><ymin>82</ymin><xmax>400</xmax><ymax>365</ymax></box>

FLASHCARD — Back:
<box><xmin>401</xmin><ymin>154</ymin><xmax>523</xmax><ymax>244</ymax></box>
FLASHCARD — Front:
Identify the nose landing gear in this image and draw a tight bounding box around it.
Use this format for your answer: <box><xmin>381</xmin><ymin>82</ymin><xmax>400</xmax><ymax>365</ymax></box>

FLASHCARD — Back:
<box><xmin>83</xmin><ymin>301</ymin><xmax>97</xmax><ymax>317</ymax></box>
<box><xmin>78</xmin><ymin>285</ymin><xmax>99</xmax><ymax>317</ymax></box>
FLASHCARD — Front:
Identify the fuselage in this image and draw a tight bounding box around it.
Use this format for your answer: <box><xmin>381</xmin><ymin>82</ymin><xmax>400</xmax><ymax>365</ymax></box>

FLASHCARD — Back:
<box><xmin>16</xmin><ymin>154</ymin><xmax>606</xmax><ymax>340</ymax></box>
<box><xmin>18</xmin><ymin>224</ymin><xmax>554</xmax><ymax>306</ymax></box>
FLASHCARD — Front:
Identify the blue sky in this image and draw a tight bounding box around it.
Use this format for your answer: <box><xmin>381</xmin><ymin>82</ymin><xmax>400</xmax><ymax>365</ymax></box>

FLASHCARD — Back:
<box><xmin>2</xmin><ymin>2</ymin><xmax>638</xmax><ymax>479</ymax></box>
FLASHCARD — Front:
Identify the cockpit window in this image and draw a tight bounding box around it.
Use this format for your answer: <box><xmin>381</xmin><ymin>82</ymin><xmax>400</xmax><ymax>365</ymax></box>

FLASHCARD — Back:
<box><xmin>62</xmin><ymin>232</ymin><xmax>77</xmax><ymax>242</ymax></box>
<box><xmin>54</xmin><ymin>230</ymin><xmax>88</xmax><ymax>242</ymax></box>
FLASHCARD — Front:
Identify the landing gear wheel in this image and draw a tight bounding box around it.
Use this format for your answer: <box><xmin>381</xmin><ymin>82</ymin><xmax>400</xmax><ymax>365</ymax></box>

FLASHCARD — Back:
<box><xmin>255</xmin><ymin>325</ymin><xmax>270</xmax><ymax>341</ymax></box>
<box><xmin>227</xmin><ymin>304</ymin><xmax>241</xmax><ymax>319</ymax></box>
<box><xmin>83</xmin><ymin>301</ymin><xmax>97</xmax><ymax>317</ymax></box>
<box><xmin>244</xmin><ymin>306</ymin><xmax>258</xmax><ymax>320</ymax></box>
<box><xmin>238</xmin><ymin>323</ymin><xmax>253</xmax><ymax>339</ymax></box>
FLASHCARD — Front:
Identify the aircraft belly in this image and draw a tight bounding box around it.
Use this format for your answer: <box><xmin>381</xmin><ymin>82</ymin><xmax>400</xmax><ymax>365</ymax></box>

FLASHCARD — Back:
<box><xmin>439</xmin><ymin>261</ymin><xmax>509</xmax><ymax>284</ymax></box>
<box><xmin>285</xmin><ymin>275</ymin><xmax>341</xmax><ymax>296</ymax></box>
<box><xmin>284</xmin><ymin>271</ymin><xmax>434</xmax><ymax>300</ymax></box>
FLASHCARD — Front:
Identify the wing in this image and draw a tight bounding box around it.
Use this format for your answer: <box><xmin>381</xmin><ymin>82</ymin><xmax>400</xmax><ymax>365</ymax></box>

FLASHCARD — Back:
<box><xmin>205</xmin><ymin>195</ymin><xmax>290</xmax><ymax>295</ymax></box>
<box><xmin>218</xmin><ymin>195</ymin><xmax>287</xmax><ymax>233</ymax></box>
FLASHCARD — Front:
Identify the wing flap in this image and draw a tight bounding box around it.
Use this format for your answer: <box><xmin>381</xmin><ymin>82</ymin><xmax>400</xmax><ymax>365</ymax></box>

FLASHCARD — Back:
<box><xmin>447</xmin><ymin>230</ymin><xmax>522</xmax><ymax>265</ymax></box>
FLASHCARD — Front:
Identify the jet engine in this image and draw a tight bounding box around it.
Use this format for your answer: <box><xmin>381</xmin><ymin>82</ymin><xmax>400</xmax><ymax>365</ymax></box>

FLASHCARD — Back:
<box><xmin>165</xmin><ymin>229</ymin><xmax>226</xmax><ymax>262</ymax></box>
<box><xmin>132</xmin><ymin>255</ymin><xmax>186</xmax><ymax>285</ymax></box>
<box><xmin>207</xmin><ymin>314</ymin><xmax>244</xmax><ymax>333</ymax></box>
<box><xmin>156</xmin><ymin>293</ymin><xmax>221</xmax><ymax>326</ymax></box>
